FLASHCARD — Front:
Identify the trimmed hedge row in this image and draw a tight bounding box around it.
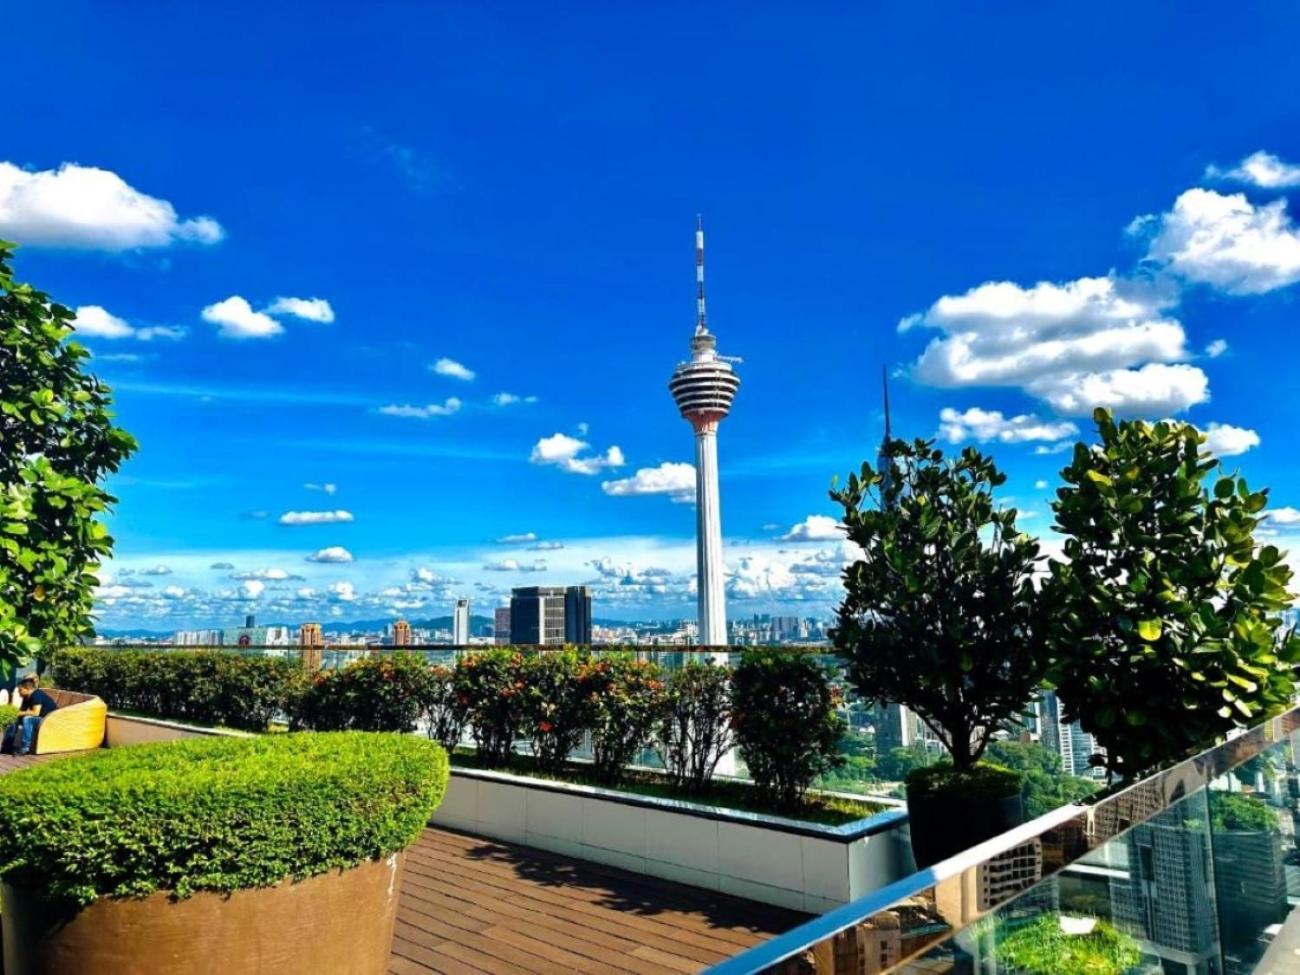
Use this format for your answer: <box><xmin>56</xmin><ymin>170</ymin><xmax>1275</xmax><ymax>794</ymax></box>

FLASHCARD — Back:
<box><xmin>49</xmin><ymin>647</ymin><xmax>303</xmax><ymax>731</ymax></box>
<box><xmin>0</xmin><ymin>731</ymin><xmax>448</xmax><ymax>905</ymax></box>
<box><xmin>49</xmin><ymin>646</ymin><xmax>846</xmax><ymax>812</ymax></box>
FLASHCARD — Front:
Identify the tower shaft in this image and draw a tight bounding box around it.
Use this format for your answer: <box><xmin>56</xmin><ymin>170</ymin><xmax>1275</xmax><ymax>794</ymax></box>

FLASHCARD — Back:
<box><xmin>693</xmin><ymin>423</ymin><xmax>726</xmax><ymax>645</ymax></box>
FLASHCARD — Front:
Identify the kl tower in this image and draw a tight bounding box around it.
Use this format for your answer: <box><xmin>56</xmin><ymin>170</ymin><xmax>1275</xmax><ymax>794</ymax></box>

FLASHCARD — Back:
<box><xmin>669</xmin><ymin>218</ymin><xmax>740</xmax><ymax>647</ymax></box>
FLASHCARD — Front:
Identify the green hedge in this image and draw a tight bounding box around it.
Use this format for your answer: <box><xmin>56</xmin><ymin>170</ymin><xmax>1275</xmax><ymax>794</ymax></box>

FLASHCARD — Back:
<box><xmin>0</xmin><ymin>703</ymin><xmax>18</xmax><ymax>728</ymax></box>
<box><xmin>0</xmin><ymin>731</ymin><xmax>448</xmax><ymax>905</ymax></box>
<box><xmin>48</xmin><ymin>647</ymin><xmax>303</xmax><ymax>731</ymax></box>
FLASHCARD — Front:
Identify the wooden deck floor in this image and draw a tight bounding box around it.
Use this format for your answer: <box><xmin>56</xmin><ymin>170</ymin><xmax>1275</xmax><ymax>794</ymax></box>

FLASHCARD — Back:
<box><xmin>0</xmin><ymin>751</ymin><xmax>804</xmax><ymax>974</ymax></box>
<box><xmin>390</xmin><ymin>827</ymin><xmax>807</xmax><ymax>975</ymax></box>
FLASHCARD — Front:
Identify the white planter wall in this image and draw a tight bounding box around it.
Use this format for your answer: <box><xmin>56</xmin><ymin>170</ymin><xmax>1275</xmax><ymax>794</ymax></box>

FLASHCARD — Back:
<box><xmin>433</xmin><ymin>768</ymin><xmax>912</xmax><ymax>913</ymax></box>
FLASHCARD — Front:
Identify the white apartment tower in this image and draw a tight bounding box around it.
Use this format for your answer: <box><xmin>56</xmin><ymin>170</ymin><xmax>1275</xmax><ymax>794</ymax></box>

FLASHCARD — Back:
<box><xmin>452</xmin><ymin>599</ymin><xmax>470</xmax><ymax>645</ymax></box>
<box><xmin>669</xmin><ymin>219</ymin><xmax>740</xmax><ymax>646</ymax></box>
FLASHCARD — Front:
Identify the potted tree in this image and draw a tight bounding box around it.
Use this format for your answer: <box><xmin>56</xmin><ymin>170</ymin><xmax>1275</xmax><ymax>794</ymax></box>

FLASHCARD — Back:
<box><xmin>993</xmin><ymin>914</ymin><xmax>1144</xmax><ymax>975</ymax></box>
<box><xmin>1046</xmin><ymin>410</ymin><xmax>1300</xmax><ymax>780</ymax></box>
<box><xmin>0</xmin><ymin>732</ymin><xmax>448</xmax><ymax>975</ymax></box>
<box><xmin>832</xmin><ymin>438</ymin><xmax>1050</xmax><ymax>867</ymax></box>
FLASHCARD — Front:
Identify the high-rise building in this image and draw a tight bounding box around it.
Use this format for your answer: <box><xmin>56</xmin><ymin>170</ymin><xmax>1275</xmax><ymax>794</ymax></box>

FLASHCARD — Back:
<box><xmin>452</xmin><ymin>599</ymin><xmax>470</xmax><ymax>645</ymax></box>
<box><xmin>298</xmin><ymin>622</ymin><xmax>323</xmax><ymax>673</ymax></box>
<box><xmin>669</xmin><ymin>219</ymin><xmax>739</xmax><ymax>646</ymax></box>
<box><xmin>244</xmin><ymin>614</ymin><xmax>256</xmax><ymax>629</ymax></box>
<box><xmin>393</xmin><ymin>619</ymin><xmax>412</xmax><ymax>647</ymax></box>
<box><xmin>493</xmin><ymin>607</ymin><xmax>511</xmax><ymax>645</ymax></box>
<box><xmin>564</xmin><ymin>586</ymin><xmax>592</xmax><ymax>645</ymax></box>
<box><xmin>509</xmin><ymin>586</ymin><xmax>592</xmax><ymax>645</ymax></box>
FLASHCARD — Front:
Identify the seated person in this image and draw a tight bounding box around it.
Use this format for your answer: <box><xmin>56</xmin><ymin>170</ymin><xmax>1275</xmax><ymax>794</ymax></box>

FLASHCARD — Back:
<box><xmin>8</xmin><ymin>676</ymin><xmax>59</xmax><ymax>756</ymax></box>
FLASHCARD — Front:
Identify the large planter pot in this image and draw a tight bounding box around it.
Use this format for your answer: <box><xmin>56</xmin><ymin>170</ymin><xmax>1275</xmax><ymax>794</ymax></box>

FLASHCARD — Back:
<box><xmin>2</xmin><ymin>852</ymin><xmax>405</xmax><ymax>975</ymax></box>
<box><xmin>907</xmin><ymin>790</ymin><xmax>1023</xmax><ymax>869</ymax></box>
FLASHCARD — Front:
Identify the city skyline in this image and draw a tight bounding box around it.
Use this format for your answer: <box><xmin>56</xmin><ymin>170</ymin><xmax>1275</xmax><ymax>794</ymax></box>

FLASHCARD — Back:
<box><xmin>7</xmin><ymin>5</ymin><xmax>1300</xmax><ymax>631</ymax></box>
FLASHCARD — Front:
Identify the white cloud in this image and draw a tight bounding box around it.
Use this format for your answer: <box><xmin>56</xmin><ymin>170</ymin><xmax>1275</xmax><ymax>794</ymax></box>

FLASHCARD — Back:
<box><xmin>278</xmin><ymin>510</ymin><xmax>355</xmax><ymax>526</ymax></box>
<box><xmin>0</xmin><ymin>162</ymin><xmax>223</xmax><ymax>250</ymax></box>
<box><xmin>531</xmin><ymin>541</ymin><xmax>564</xmax><ymax>551</ymax></box>
<box><xmin>531</xmin><ymin>433</ymin><xmax>625</xmax><ymax>475</ymax></box>
<box><xmin>139</xmin><ymin>564</ymin><xmax>173</xmax><ymax>576</ymax></box>
<box><xmin>304</xmin><ymin>482</ymin><xmax>337</xmax><ymax>495</ymax></box>
<box><xmin>209</xmin><ymin>562</ymin><xmax>235</xmax><ymax>570</ymax></box>
<box><xmin>1205</xmin><ymin>339</ymin><xmax>1228</xmax><ymax>358</ymax></box>
<box><xmin>1141</xmin><ymin>188</ymin><xmax>1300</xmax><ymax>294</ymax></box>
<box><xmin>230</xmin><ymin>568</ymin><xmax>303</xmax><ymax>581</ymax></box>
<box><xmin>1265</xmin><ymin>507</ymin><xmax>1300</xmax><ymax>526</ymax></box>
<box><xmin>327</xmin><ymin>580</ymin><xmax>357</xmax><ymax>601</ymax></box>
<box><xmin>779</xmin><ymin>515</ymin><xmax>843</xmax><ymax>542</ymax></box>
<box><xmin>727</xmin><ymin>555</ymin><xmax>798</xmax><ymax>600</ymax></box>
<box><xmin>72</xmin><ymin>305</ymin><xmax>134</xmax><ymax>339</ymax></box>
<box><xmin>1032</xmin><ymin>363</ymin><xmax>1209</xmax><ymax>417</ymax></box>
<box><xmin>1201</xmin><ymin>422</ymin><xmax>1260</xmax><ymax>457</ymax></box>
<box><xmin>1034</xmin><ymin>479</ymin><xmax>1049</xmax><ymax>490</ymax></box>
<box><xmin>432</xmin><ymin>357</ymin><xmax>475</xmax><ymax>381</ymax></box>
<box><xmin>72</xmin><ymin>306</ymin><xmax>186</xmax><ymax>342</ymax></box>
<box><xmin>201</xmin><ymin>296</ymin><xmax>283</xmax><ymax>339</ymax></box>
<box><xmin>410</xmin><ymin>567</ymin><xmax>449</xmax><ymax>586</ymax></box>
<box><xmin>495</xmin><ymin>532</ymin><xmax>537</xmax><ymax>544</ymax></box>
<box><xmin>162</xmin><ymin>585</ymin><xmax>187</xmax><ymax>600</ymax></box>
<box><xmin>901</xmin><ymin>275</ymin><xmax>1203</xmax><ymax>416</ymax></box>
<box><xmin>492</xmin><ymin>392</ymin><xmax>538</xmax><ymax>406</ymax></box>
<box><xmin>601</xmin><ymin>461</ymin><xmax>695</xmax><ymax>501</ymax></box>
<box><xmin>1206</xmin><ymin>151</ymin><xmax>1300</xmax><ymax>189</ymax></box>
<box><xmin>309</xmin><ymin>547</ymin><xmax>355</xmax><ymax>564</ymax></box>
<box><xmin>240</xmin><ymin>580</ymin><xmax>265</xmax><ymax>600</ymax></box>
<box><xmin>484</xmin><ymin>558</ymin><xmax>547</xmax><ymax>572</ymax></box>
<box><xmin>937</xmin><ymin>407</ymin><xmax>1078</xmax><ymax>444</ymax></box>
<box><xmin>266</xmin><ymin>296</ymin><xmax>334</xmax><ymax>323</ymax></box>
<box><xmin>378</xmin><ymin>398</ymin><xmax>461</xmax><ymax>419</ymax></box>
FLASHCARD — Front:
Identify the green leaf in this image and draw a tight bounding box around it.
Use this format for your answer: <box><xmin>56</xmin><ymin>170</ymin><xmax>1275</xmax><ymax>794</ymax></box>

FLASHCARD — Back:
<box><xmin>1136</xmin><ymin>619</ymin><xmax>1163</xmax><ymax>642</ymax></box>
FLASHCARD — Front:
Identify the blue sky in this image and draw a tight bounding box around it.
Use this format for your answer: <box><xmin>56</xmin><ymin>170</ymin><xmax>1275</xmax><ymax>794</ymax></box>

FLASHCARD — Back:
<box><xmin>6</xmin><ymin>2</ymin><xmax>1300</xmax><ymax>630</ymax></box>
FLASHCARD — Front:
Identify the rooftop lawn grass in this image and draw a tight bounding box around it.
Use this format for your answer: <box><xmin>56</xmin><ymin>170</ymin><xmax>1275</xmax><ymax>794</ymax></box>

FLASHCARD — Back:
<box><xmin>0</xmin><ymin>732</ymin><xmax>448</xmax><ymax>906</ymax></box>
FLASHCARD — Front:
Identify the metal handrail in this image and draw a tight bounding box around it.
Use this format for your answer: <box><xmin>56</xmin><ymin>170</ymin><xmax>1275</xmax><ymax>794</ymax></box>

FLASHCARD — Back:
<box><xmin>706</xmin><ymin>702</ymin><xmax>1300</xmax><ymax>974</ymax></box>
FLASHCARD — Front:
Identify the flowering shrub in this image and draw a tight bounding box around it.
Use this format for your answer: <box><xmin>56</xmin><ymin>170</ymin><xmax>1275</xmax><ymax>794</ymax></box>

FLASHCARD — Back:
<box><xmin>732</xmin><ymin>650</ymin><xmax>844</xmax><ymax>810</ymax></box>
<box><xmin>519</xmin><ymin>650</ymin><xmax>588</xmax><ymax>772</ymax></box>
<box><xmin>658</xmin><ymin>661</ymin><xmax>734</xmax><ymax>794</ymax></box>
<box><xmin>423</xmin><ymin>663</ymin><xmax>467</xmax><ymax>754</ymax></box>
<box><xmin>453</xmin><ymin>648</ymin><xmax>525</xmax><ymax>767</ymax></box>
<box><xmin>581</xmin><ymin>655</ymin><xmax>667</xmax><ymax>785</ymax></box>
<box><xmin>293</xmin><ymin>652</ymin><xmax>435</xmax><ymax>732</ymax></box>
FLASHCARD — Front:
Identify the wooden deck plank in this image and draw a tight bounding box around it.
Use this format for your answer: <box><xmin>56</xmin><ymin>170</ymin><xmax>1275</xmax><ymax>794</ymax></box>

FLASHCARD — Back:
<box><xmin>393</xmin><ymin>827</ymin><xmax>806</xmax><ymax>974</ymax></box>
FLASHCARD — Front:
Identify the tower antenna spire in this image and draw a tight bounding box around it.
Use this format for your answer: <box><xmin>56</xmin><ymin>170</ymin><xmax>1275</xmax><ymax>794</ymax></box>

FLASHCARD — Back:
<box><xmin>881</xmin><ymin>365</ymin><xmax>892</xmax><ymax>442</ymax></box>
<box><xmin>695</xmin><ymin>214</ymin><xmax>708</xmax><ymax>335</ymax></box>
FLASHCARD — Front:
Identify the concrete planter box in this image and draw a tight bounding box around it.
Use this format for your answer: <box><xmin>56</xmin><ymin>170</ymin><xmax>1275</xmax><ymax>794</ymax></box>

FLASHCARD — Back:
<box><xmin>104</xmin><ymin>713</ymin><xmax>252</xmax><ymax>746</ymax></box>
<box><xmin>433</xmin><ymin>766</ymin><xmax>913</xmax><ymax>913</ymax></box>
<box><xmin>1</xmin><ymin>854</ymin><xmax>404</xmax><ymax>975</ymax></box>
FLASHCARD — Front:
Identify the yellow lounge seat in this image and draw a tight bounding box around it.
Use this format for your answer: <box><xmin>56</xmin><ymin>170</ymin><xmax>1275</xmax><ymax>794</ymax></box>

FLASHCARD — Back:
<box><xmin>33</xmin><ymin>688</ymin><xmax>107</xmax><ymax>754</ymax></box>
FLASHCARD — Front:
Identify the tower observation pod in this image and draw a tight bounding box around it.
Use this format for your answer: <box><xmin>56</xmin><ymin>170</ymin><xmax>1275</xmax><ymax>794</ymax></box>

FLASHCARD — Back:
<box><xmin>669</xmin><ymin>219</ymin><xmax>740</xmax><ymax>647</ymax></box>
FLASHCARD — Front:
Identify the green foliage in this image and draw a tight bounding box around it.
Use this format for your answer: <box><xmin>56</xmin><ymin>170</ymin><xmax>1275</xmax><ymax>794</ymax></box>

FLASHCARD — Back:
<box><xmin>876</xmin><ymin>743</ymin><xmax>937</xmax><ymax>782</ymax></box>
<box><xmin>293</xmin><ymin>652</ymin><xmax>437</xmax><ymax>732</ymax></box>
<box><xmin>994</xmin><ymin>914</ymin><xmax>1143</xmax><ymax>975</ymax></box>
<box><xmin>49</xmin><ymin>647</ymin><xmax>302</xmax><ymax>731</ymax></box>
<box><xmin>452</xmin><ymin>648</ymin><xmax>525</xmax><ymax>767</ymax></box>
<box><xmin>0</xmin><ymin>732</ymin><xmax>448</xmax><ymax>906</ymax></box>
<box><xmin>422</xmin><ymin>663</ymin><xmax>467</xmax><ymax>755</ymax></box>
<box><xmin>1210</xmin><ymin>790</ymin><xmax>1281</xmax><ymax>833</ymax></box>
<box><xmin>0</xmin><ymin>242</ymin><xmax>137</xmax><ymax>671</ymax></box>
<box><xmin>518</xmin><ymin>650</ymin><xmax>588</xmax><ymax>773</ymax></box>
<box><xmin>832</xmin><ymin>438</ymin><xmax>1049</xmax><ymax>770</ymax></box>
<box><xmin>0</xmin><ymin>703</ymin><xmax>18</xmax><ymax>728</ymax></box>
<box><xmin>906</xmin><ymin>761</ymin><xmax>1021</xmax><ymax>801</ymax></box>
<box><xmin>658</xmin><ymin>660</ymin><xmax>734</xmax><ymax>794</ymax></box>
<box><xmin>984</xmin><ymin>740</ymin><xmax>1099</xmax><ymax>817</ymax></box>
<box><xmin>1046</xmin><ymin>410</ymin><xmax>1300</xmax><ymax>778</ymax></box>
<box><xmin>732</xmin><ymin>649</ymin><xmax>845</xmax><ymax>810</ymax></box>
<box><xmin>580</xmin><ymin>655</ymin><xmax>667</xmax><ymax>785</ymax></box>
